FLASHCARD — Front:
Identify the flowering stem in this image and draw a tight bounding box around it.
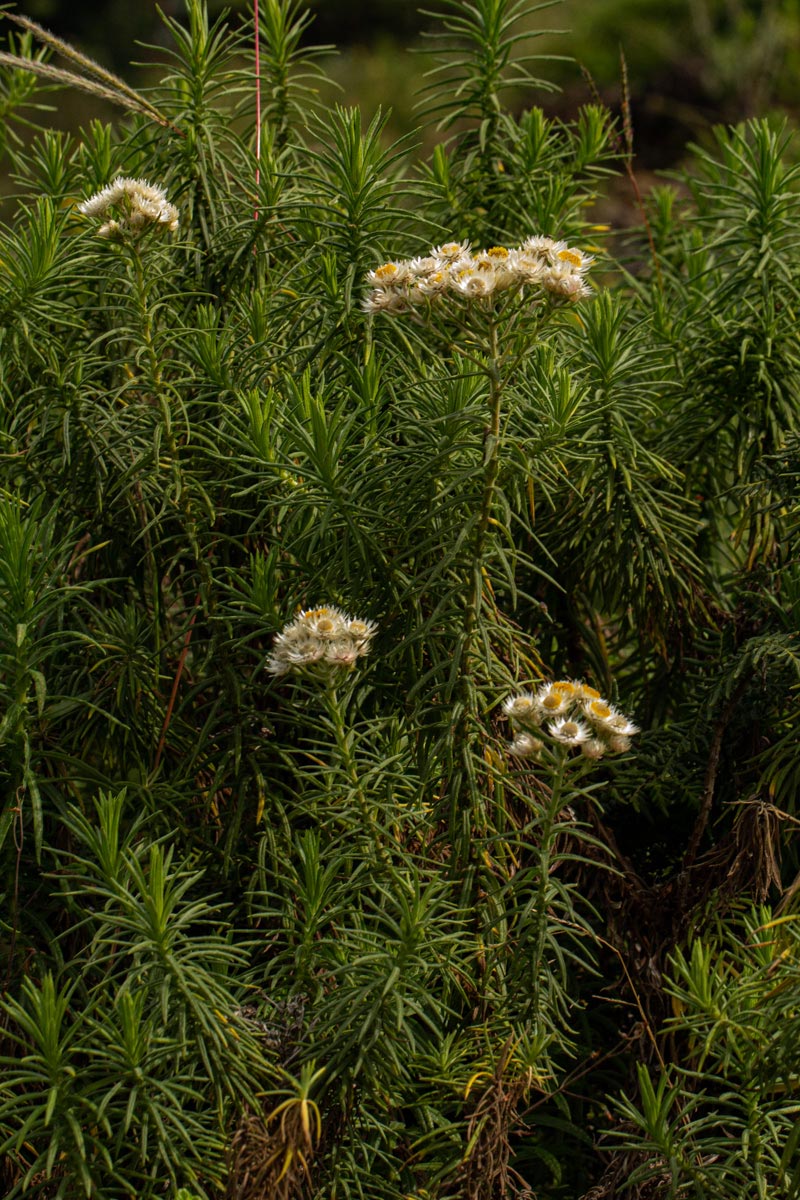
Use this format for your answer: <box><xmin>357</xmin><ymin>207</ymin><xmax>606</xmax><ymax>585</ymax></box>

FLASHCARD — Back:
<box><xmin>452</xmin><ymin>317</ymin><xmax>504</xmax><ymax>855</ymax></box>
<box><xmin>323</xmin><ymin>682</ymin><xmax>387</xmax><ymax>865</ymax></box>
<box><xmin>253</xmin><ymin>0</ymin><xmax>261</xmax><ymax>220</ymax></box>
<box><xmin>462</xmin><ymin>319</ymin><xmax>504</xmax><ymax>654</ymax></box>
<box><xmin>126</xmin><ymin>241</ymin><xmax>211</xmax><ymax>600</ymax></box>
<box><xmin>530</xmin><ymin>747</ymin><xmax>566</xmax><ymax>1016</ymax></box>
<box><xmin>128</xmin><ymin>244</ymin><xmax>177</xmax><ymax>457</ymax></box>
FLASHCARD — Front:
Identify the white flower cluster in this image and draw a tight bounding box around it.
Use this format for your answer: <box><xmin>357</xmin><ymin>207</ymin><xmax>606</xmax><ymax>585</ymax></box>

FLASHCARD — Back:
<box><xmin>363</xmin><ymin>236</ymin><xmax>593</xmax><ymax>314</ymax></box>
<box><xmin>503</xmin><ymin>679</ymin><xmax>639</xmax><ymax>760</ymax></box>
<box><xmin>267</xmin><ymin>606</ymin><xmax>377</xmax><ymax>677</ymax></box>
<box><xmin>78</xmin><ymin>176</ymin><xmax>179</xmax><ymax>238</ymax></box>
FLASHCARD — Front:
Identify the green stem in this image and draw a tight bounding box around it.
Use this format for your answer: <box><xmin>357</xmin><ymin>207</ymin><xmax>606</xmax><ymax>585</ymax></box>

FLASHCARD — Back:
<box><xmin>530</xmin><ymin>747</ymin><xmax>566</xmax><ymax>1018</ymax></box>
<box><xmin>462</xmin><ymin>318</ymin><xmax>503</xmax><ymax>660</ymax></box>
<box><xmin>324</xmin><ymin>682</ymin><xmax>387</xmax><ymax>865</ymax></box>
<box><xmin>129</xmin><ymin>245</ymin><xmax>177</xmax><ymax>458</ymax></box>
<box><xmin>126</xmin><ymin>241</ymin><xmax>211</xmax><ymax>600</ymax></box>
<box><xmin>451</xmin><ymin>318</ymin><xmax>504</xmax><ymax>859</ymax></box>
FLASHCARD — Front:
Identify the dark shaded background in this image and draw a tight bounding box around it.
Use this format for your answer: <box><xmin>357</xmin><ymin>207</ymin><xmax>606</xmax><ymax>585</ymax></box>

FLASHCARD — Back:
<box><xmin>5</xmin><ymin>0</ymin><xmax>797</xmax><ymax>172</ymax></box>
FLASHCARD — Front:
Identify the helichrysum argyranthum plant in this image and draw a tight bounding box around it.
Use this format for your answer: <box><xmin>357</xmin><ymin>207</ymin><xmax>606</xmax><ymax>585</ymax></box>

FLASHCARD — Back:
<box><xmin>0</xmin><ymin>1</ymin><xmax>798</xmax><ymax>1198</ymax></box>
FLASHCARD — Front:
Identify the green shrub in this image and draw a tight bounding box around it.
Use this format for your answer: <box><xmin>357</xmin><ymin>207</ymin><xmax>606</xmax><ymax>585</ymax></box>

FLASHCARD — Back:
<box><xmin>0</xmin><ymin>2</ymin><xmax>797</xmax><ymax>1198</ymax></box>
<box><xmin>616</xmin><ymin>906</ymin><xmax>800</xmax><ymax>1200</ymax></box>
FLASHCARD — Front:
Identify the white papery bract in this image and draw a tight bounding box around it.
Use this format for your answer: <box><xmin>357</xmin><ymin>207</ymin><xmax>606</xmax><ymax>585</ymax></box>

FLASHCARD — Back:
<box><xmin>607</xmin><ymin>714</ymin><xmax>640</xmax><ymax>737</ymax></box>
<box><xmin>549</xmin><ymin>717</ymin><xmax>591</xmax><ymax>746</ymax></box>
<box><xmin>509</xmin><ymin>731</ymin><xmax>543</xmax><ymax>758</ymax></box>
<box><xmin>535</xmin><ymin>686</ymin><xmax>571</xmax><ymax>719</ymax></box>
<box><xmin>267</xmin><ymin>606</ymin><xmax>377</xmax><ymax>678</ymax></box>
<box><xmin>431</xmin><ymin>239</ymin><xmax>471</xmax><ymax>262</ymax></box>
<box><xmin>503</xmin><ymin>678</ymin><xmax>639</xmax><ymax>760</ymax></box>
<box><xmin>503</xmin><ymin>693</ymin><xmax>538</xmax><ymax>721</ymax></box>
<box><xmin>542</xmin><ymin>265</ymin><xmax>593</xmax><ymax>301</ymax></box>
<box><xmin>582</xmin><ymin>737</ymin><xmax>608</xmax><ymax>760</ymax></box>
<box><xmin>522</xmin><ymin>234</ymin><xmax>556</xmax><ymax>255</ymax></box>
<box><xmin>364</xmin><ymin>235</ymin><xmax>594</xmax><ymax>314</ymax></box>
<box><xmin>79</xmin><ymin>176</ymin><xmax>179</xmax><ymax>236</ymax></box>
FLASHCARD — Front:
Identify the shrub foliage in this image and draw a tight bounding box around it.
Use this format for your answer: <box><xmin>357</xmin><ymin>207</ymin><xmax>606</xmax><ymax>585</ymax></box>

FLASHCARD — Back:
<box><xmin>0</xmin><ymin>2</ymin><xmax>798</xmax><ymax>1198</ymax></box>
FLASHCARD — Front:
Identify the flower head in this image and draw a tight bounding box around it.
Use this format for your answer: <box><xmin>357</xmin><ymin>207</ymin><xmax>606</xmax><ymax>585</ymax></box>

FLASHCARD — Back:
<box><xmin>409</xmin><ymin>255</ymin><xmax>439</xmax><ymax>276</ymax></box>
<box><xmin>553</xmin><ymin>245</ymin><xmax>593</xmax><ymax>272</ymax></box>
<box><xmin>363</xmin><ymin>234</ymin><xmax>594</xmax><ymax>315</ymax></box>
<box><xmin>267</xmin><ymin>606</ymin><xmax>377</xmax><ymax>678</ymax></box>
<box><xmin>548</xmin><ymin>718</ymin><xmax>590</xmax><ymax>746</ymax></box>
<box><xmin>453</xmin><ymin>266</ymin><xmax>497</xmax><ymax>298</ymax></box>
<box><xmin>607</xmin><ymin>714</ymin><xmax>640</xmax><ymax>737</ymax></box>
<box><xmin>415</xmin><ymin>270</ymin><xmax>450</xmax><ymax>297</ymax></box>
<box><xmin>362</xmin><ymin>288</ymin><xmax>408</xmax><ymax>314</ymax></box>
<box><xmin>366</xmin><ymin>261</ymin><xmax>412</xmax><ymax>288</ymax></box>
<box><xmin>79</xmin><ymin>176</ymin><xmax>179</xmax><ymax>236</ymax></box>
<box><xmin>347</xmin><ymin>617</ymin><xmax>378</xmax><ymax>647</ymax></box>
<box><xmin>535</xmin><ymin>687</ymin><xmax>571</xmax><ymax>718</ymax></box>
<box><xmin>432</xmin><ymin>240</ymin><xmax>471</xmax><ymax>262</ymax></box>
<box><xmin>509</xmin><ymin>731</ymin><xmax>543</xmax><ymax>758</ymax></box>
<box><xmin>522</xmin><ymin>235</ymin><xmax>556</xmax><ymax>256</ymax></box>
<box><xmin>583</xmin><ymin>698</ymin><xmax>615</xmax><ymax>725</ymax></box>
<box><xmin>581</xmin><ymin>737</ymin><xmax>607</xmax><ymax>760</ymax></box>
<box><xmin>542</xmin><ymin>265</ymin><xmax>593</xmax><ymax>301</ymax></box>
<box><xmin>503</xmin><ymin>693</ymin><xmax>539</xmax><ymax>723</ymax></box>
<box><xmin>501</xmin><ymin>677</ymin><xmax>639</xmax><ymax>760</ymax></box>
<box><xmin>509</xmin><ymin>250</ymin><xmax>548</xmax><ymax>284</ymax></box>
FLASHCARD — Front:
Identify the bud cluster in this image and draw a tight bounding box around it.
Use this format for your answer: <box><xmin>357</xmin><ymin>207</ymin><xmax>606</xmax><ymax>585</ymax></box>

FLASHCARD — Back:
<box><xmin>363</xmin><ymin>236</ymin><xmax>593</xmax><ymax>314</ymax></box>
<box><xmin>78</xmin><ymin>176</ymin><xmax>179</xmax><ymax>238</ymax></box>
<box><xmin>503</xmin><ymin>680</ymin><xmax>639</xmax><ymax>760</ymax></box>
<box><xmin>267</xmin><ymin>606</ymin><xmax>377</xmax><ymax>678</ymax></box>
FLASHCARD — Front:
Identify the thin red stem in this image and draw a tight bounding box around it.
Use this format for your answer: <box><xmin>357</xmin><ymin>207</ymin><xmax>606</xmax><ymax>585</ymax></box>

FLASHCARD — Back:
<box><xmin>254</xmin><ymin>0</ymin><xmax>261</xmax><ymax>220</ymax></box>
<box><xmin>154</xmin><ymin>600</ymin><xmax>200</xmax><ymax>771</ymax></box>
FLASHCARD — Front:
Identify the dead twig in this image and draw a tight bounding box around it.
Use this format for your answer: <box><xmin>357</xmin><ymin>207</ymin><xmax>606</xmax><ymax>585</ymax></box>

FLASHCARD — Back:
<box><xmin>683</xmin><ymin>676</ymin><xmax>749</xmax><ymax>868</ymax></box>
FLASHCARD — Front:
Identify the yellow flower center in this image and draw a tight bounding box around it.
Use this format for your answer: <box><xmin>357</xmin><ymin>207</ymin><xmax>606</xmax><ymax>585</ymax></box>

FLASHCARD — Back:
<box><xmin>590</xmin><ymin>701</ymin><xmax>612</xmax><ymax>719</ymax></box>
<box><xmin>552</xmin><ymin>681</ymin><xmax>576</xmax><ymax>694</ymax></box>
<box><xmin>557</xmin><ymin>248</ymin><xmax>583</xmax><ymax>267</ymax></box>
<box><xmin>581</xmin><ymin>685</ymin><xmax>601</xmax><ymax>699</ymax></box>
<box><xmin>375</xmin><ymin>264</ymin><xmax>398</xmax><ymax>281</ymax></box>
<box><xmin>542</xmin><ymin>693</ymin><xmax>562</xmax><ymax>710</ymax></box>
<box><xmin>562</xmin><ymin>722</ymin><xmax>579</xmax><ymax>737</ymax></box>
<box><xmin>487</xmin><ymin>246</ymin><xmax>509</xmax><ymax>258</ymax></box>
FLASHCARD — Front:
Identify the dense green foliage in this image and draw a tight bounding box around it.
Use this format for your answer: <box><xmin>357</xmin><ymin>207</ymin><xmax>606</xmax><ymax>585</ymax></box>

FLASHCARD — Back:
<box><xmin>0</xmin><ymin>2</ymin><xmax>798</xmax><ymax>1198</ymax></box>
